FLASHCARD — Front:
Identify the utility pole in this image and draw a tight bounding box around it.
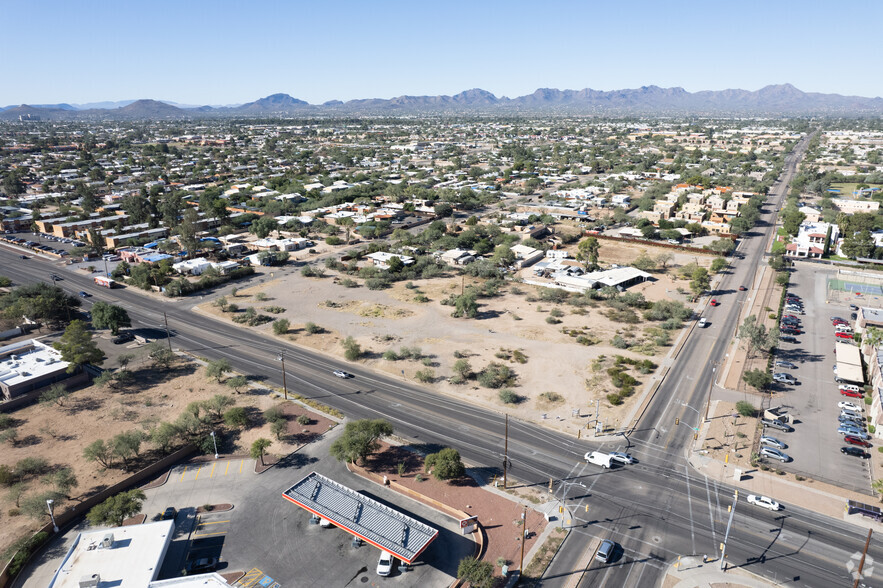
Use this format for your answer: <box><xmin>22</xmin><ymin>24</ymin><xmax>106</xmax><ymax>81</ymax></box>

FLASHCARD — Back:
<box><xmin>277</xmin><ymin>350</ymin><xmax>288</xmax><ymax>400</ymax></box>
<box><xmin>853</xmin><ymin>528</ymin><xmax>873</xmax><ymax>588</ymax></box>
<box><xmin>163</xmin><ymin>312</ymin><xmax>172</xmax><ymax>352</ymax></box>
<box><xmin>503</xmin><ymin>414</ymin><xmax>509</xmax><ymax>489</ymax></box>
<box><xmin>720</xmin><ymin>490</ymin><xmax>738</xmax><ymax>571</ymax></box>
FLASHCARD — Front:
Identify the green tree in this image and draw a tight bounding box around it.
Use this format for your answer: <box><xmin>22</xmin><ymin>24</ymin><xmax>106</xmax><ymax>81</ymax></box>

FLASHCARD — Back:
<box><xmin>223</xmin><ymin>407</ymin><xmax>250</xmax><ymax>429</ymax></box>
<box><xmin>46</xmin><ymin>467</ymin><xmax>78</xmax><ymax>498</ymax></box>
<box><xmin>452</xmin><ymin>358</ymin><xmax>472</xmax><ymax>379</ymax></box>
<box><xmin>841</xmin><ymin>230</ymin><xmax>876</xmax><ymax>259</ymax></box>
<box><xmin>271</xmin><ymin>419</ymin><xmax>287</xmax><ymax>440</ymax></box>
<box><xmin>53</xmin><ymin>320</ymin><xmax>103</xmax><ymax>372</ymax></box>
<box><xmin>226</xmin><ymin>375</ymin><xmax>248</xmax><ymax>394</ymax></box>
<box><xmin>689</xmin><ymin>267</ymin><xmax>710</xmax><ymax>298</ymax></box>
<box><xmin>90</xmin><ymin>301</ymin><xmax>131</xmax><ymax>335</ymax></box>
<box><xmin>329</xmin><ymin>419</ymin><xmax>393</xmax><ymax>465</ymax></box>
<box><xmin>203</xmin><ymin>394</ymin><xmax>235</xmax><ymax>420</ymax></box>
<box><xmin>491</xmin><ymin>244</ymin><xmax>515</xmax><ymax>266</ymax></box>
<box><xmin>738</xmin><ymin>315</ymin><xmax>777</xmax><ymax>359</ymax></box>
<box><xmin>21</xmin><ymin>490</ymin><xmax>64</xmax><ymax>521</ymax></box>
<box><xmin>147</xmin><ymin>341</ymin><xmax>175</xmax><ymax>369</ymax></box>
<box><xmin>250</xmin><ymin>438</ymin><xmax>272</xmax><ymax>466</ymax></box>
<box><xmin>272</xmin><ymin>318</ymin><xmax>290</xmax><ymax>335</ymax></box>
<box><xmin>205</xmin><ymin>358</ymin><xmax>231</xmax><ymax>383</ymax></box>
<box><xmin>111</xmin><ymin>431</ymin><xmax>144</xmax><ymax>471</ymax></box>
<box><xmin>86</xmin><ymin>489</ymin><xmax>146</xmax><ymax>527</ymax></box>
<box><xmin>709</xmin><ymin>238</ymin><xmax>735</xmax><ymax>254</ymax></box>
<box><xmin>250</xmin><ymin>216</ymin><xmax>279</xmax><ymax>239</ymax></box>
<box><xmin>83</xmin><ymin>439</ymin><xmax>114</xmax><ymax>469</ymax></box>
<box><xmin>736</xmin><ymin>401</ymin><xmax>757</xmax><ymax>418</ymax></box>
<box><xmin>434</xmin><ymin>202</ymin><xmax>454</xmax><ymax>218</ymax></box>
<box><xmin>39</xmin><ymin>383</ymin><xmax>70</xmax><ymax>407</ymax></box>
<box><xmin>0</xmin><ymin>282</ymin><xmax>80</xmax><ymax>326</ymax></box>
<box><xmin>451</xmin><ymin>291</ymin><xmax>479</xmax><ymax>318</ymax></box>
<box><xmin>577</xmin><ymin>236</ymin><xmax>601</xmax><ymax>270</ymax></box>
<box><xmin>342</xmin><ymin>336</ymin><xmax>362</xmax><ymax>361</ymax></box>
<box><xmin>457</xmin><ymin>556</ymin><xmax>494</xmax><ymax>588</ymax></box>
<box><xmin>424</xmin><ymin>447</ymin><xmax>465</xmax><ymax>480</ymax></box>
<box><xmin>632</xmin><ymin>252</ymin><xmax>656</xmax><ymax>271</ymax></box>
<box><xmin>743</xmin><ymin>369</ymin><xmax>772</xmax><ymax>391</ymax></box>
<box><xmin>150</xmin><ymin>422</ymin><xmax>181</xmax><ymax>454</ymax></box>
<box><xmin>710</xmin><ymin>257</ymin><xmax>727</xmax><ymax>273</ymax></box>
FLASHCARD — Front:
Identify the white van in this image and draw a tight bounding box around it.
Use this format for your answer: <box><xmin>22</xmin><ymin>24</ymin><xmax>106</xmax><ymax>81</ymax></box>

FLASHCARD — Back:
<box><xmin>835</xmin><ymin>325</ymin><xmax>853</xmax><ymax>333</ymax></box>
<box><xmin>585</xmin><ymin>451</ymin><xmax>612</xmax><ymax>468</ymax></box>
<box><xmin>840</xmin><ymin>384</ymin><xmax>862</xmax><ymax>393</ymax></box>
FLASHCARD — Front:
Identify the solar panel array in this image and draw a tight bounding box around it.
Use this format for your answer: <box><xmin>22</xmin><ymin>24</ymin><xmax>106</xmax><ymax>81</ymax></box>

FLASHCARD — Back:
<box><xmin>282</xmin><ymin>472</ymin><xmax>438</xmax><ymax>562</ymax></box>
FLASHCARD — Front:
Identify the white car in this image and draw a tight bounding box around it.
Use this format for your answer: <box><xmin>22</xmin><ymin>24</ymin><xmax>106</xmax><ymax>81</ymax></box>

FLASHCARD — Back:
<box><xmin>333</xmin><ymin>370</ymin><xmax>352</xmax><ymax>378</ymax></box>
<box><xmin>608</xmin><ymin>451</ymin><xmax>635</xmax><ymax>465</ymax></box>
<box><xmin>838</xmin><ymin>401</ymin><xmax>863</xmax><ymax>412</ymax></box>
<box><xmin>697</xmin><ymin>317</ymin><xmax>708</xmax><ymax>328</ymax></box>
<box><xmin>772</xmin><ymin>372</ymin><xmax>796</xmax><ymax>384</ymax></box>
<box><xmin>376</xmin><ymin>552</ymin><xmax>394</xmax><ymax>576</ymax></box>
<box><xmin>747</xmin><ymin>494</ymin><xmax>781</xmax><ymax>511</ymax></box>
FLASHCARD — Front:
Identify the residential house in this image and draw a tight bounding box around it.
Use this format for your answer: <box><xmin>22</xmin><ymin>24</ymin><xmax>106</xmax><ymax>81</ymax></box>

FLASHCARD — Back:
<box><xmin>510</xmin><ymin>244</ymin><xmax>544</xmax><ymax>268</ymax></box>
<box><xmin>785</xmin><ymin>221</ymin><xmax>837</xmax><ymax>258</ymax></box>
<box><xmin>366</xmin><ymin>252</ymin><xmax>415</xmax><ymax>270</ymax></box>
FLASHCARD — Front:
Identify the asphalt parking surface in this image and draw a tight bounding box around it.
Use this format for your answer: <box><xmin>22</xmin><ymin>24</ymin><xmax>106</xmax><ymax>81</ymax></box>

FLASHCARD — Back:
<box><xmin>766</xmin><ymin>264</ymin><xmax>873</xmax><ymax>494</ymax></box>
<box><xmin>141</xmin><ymin>429</ymin><xmax>470</xmax><ymax>586</ymax></box>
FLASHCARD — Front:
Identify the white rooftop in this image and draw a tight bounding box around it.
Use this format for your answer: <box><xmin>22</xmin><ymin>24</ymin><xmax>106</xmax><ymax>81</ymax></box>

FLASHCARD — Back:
<box><xmin>149</xmin><ymin>573</ymin><xmax>229</xmax><ymax>587</ymax></box>
<box><xmin>49</xmin><ymin>521</ymin><xmax>174</xmax><ymax>588</ymax></box>
<box><xmin>0</xmin><ymin>339</ymin><xmax>70</xmax><ymax>389</ymax></box>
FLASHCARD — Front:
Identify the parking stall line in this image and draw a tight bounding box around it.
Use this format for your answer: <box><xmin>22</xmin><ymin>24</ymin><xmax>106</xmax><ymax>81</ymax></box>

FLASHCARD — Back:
<box><xmin>237</xmin><ymin>568</ymin><xmax>264</xmax><ymax>587</ymax></box>
<box><xmin>197</xmin><ymin>520</ymin><xmax>230</xmax><ymax>526</ymax></box>
<box><xmin>239</xmin><ymin>459</ymin><xmax>244</xmax><ymax>474</ymax></box>
<box><xmin>210</xmin><ymin>462</ymin><xmax>216</xmax><ymax>478</ymax></box>
<box><xmin>194</xmin><ymin>466</ymin><xmax>203</xmax><ymax>481</ymax></box>
<box><xmin>178</xmin><ymin>467</ymin><xmax>187</xmax><ymax>483</ymax></box>
<box><xmin>194</xmin><ymin>530</ymin><xmax>228</xmax><ymax>537</ymax></box>
<box><xmin>225</xmin><ymin>461</ymin><xmax>230</xmax><ymax>476</ymax></box>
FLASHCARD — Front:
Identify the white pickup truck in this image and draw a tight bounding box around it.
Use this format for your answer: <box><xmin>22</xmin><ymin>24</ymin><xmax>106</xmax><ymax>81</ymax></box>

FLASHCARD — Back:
<box><xmin>584</xmin><ymin>451</ymin><xmax>612</xmax><ymax>468</ymax></box>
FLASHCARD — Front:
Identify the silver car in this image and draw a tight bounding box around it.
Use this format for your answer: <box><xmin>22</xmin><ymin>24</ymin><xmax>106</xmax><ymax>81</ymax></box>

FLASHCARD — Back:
<box><xmin>760</xmin><ymin>436</ymin><xmax>786</xmax><ymax>449</ymax></box>
<box><xmin>759</xmin><ymin>447</ymin><xmax>791</xmax><ymax>462</ymax></box>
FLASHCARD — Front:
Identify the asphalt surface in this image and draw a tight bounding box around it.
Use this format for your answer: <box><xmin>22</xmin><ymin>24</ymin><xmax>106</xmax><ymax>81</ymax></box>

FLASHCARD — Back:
<box><xmin>5</xmin><ymin>132</ymin><xmax>883</xmax><ymax>588</ymax></box>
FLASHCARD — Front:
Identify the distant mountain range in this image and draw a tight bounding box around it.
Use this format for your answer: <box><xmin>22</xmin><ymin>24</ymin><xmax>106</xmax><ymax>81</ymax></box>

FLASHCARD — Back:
<box><xmin>3</xmin><ymin>84</ymin><xmax>883</xmax><ymax>119</ymax></box>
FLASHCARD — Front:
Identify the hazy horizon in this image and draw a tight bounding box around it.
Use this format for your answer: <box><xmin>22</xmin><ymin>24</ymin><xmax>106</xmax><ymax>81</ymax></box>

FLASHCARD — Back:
<box><xmin>5</xmin><ymin>0</ymin><xmax>881</xmax><ymax>105</ymax></box>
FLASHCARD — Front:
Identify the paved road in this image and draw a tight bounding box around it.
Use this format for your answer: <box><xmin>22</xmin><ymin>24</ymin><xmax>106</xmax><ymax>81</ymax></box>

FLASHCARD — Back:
<box><xmin>5</xmin><ymin>132</ymin><xmax>882</xmax><ymax>588</ymax></box>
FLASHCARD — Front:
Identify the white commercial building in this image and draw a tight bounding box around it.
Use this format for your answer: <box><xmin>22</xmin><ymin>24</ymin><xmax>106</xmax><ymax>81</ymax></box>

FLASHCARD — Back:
<box><xmin>0</xmin><ymin>339</ymin><xmax>72</xmax><ymax>400</ymax></box>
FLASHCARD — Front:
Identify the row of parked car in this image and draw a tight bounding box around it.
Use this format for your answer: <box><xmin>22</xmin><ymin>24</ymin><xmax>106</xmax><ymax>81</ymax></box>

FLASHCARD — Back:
<box><xmin>0</xmin><ymin>232</ymin><xmax>83</xmax><ymax>258</ymax></box>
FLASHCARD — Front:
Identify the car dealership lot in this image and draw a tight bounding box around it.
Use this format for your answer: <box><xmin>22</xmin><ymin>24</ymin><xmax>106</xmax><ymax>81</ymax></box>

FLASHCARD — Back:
<box><xmin>765</xmin><ymin>265</ymin><xmax>873</xmax><ymax>494</ymax></box>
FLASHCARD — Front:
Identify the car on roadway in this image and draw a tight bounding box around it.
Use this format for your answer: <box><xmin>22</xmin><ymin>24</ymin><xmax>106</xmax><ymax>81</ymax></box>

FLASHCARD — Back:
<box><xmin>844</xmin><ymin>435</ymin><xmax>872</xmax><ymax>448</ymax></box>
<box><xmin>780</xmin><ymin>336</ymin><xmax>799</xmax><ymax>344</ymax></box>
<box><xmin>333</xmin><ymin>370</ymin><xmax>353</xmax><ymax>378</ymax></box>
<box><xmin>772</xmin><ymin>372</ymin><xmax>796</xmax><ymax>384</ymax></box>
<box><xmin>775</xmin><ymin>361</ymin><xmax>797</xmax><ymax>369</ymax></box>
<box><xmin>79</xmin><ymin>291</ymin><xmax>90</xmax><ymax>297</ymax></box>
<box><xmin>840</xmin><ymin>387</ymin><xmax>864</xmax><ymax>398</ymax></box>
<box><xmin>841</xmin><ymin>446</ymin><xmax>871</xmax><ymax>459</ymax></box>
<box><xmin>595</xmin><ymin>539</ymin><xmax>616</xmax><ymax>563</ymax></box>
<box><xmin>186</xmin><ymin>557</ymin><xmax>219</xmax><ymax>573</ymax></box>
<box><xmin>759</xmin><ymin>447</ymin><xmax>791</xmax><ymax>462</ymax></box>
<box><xmin>852</xmin><ymin>312</ymin><xmax>858</xmax><ymax>320</ymax></box>
<box><xmin>850</xmin><ymin>304</ymin><xmax>860</xmax><ymax>311</ymax></box>
<box><xmin>709</xmin><ymin>299</ymin><xmax>719</xmax><ymax>306</ymax></box>
<box><xmin>19</xmin><ymin>255</ymin><xmax>27</xmax><ymax>259</ymax></box>
<box><xmin>762</xmin><ymin>418</ymin><xmax>793</xmax><ymax>432</ymax></box>
<box><xmin>838</xmin><ymin>401</ymin><xmax>863</xmax><ymax>412</ymax></box>
<box><xmin>697</xmin><ymin>317</ymin><xmax>708</xmax><ymax>328</ymax></box>
<box><xmin>377</xmin><ymin>552</ymin><xmax>394</xmax><ymax>576</ymax></box>
<box><xmin>747</xmin><ymin>495</ymin><xmax>781</xmax><ymax>511</ymax></box>
<box><xmin>738</xmin><ymin>285</ymin><xmax>747</xmax><ymax>291</ymax></box>
<box><xmin>112</xmin><ymin>332</ymin><xmax>135</xmax><ymax>344</ymax></box>
<box><xmin>609</xmin><ymin>452</ymin><xmax>635</xmax><ymax>465</ymax></box>
<box><xmin>760</xmin><ymin>436</ymin><xmax>787</xmax><ymax>449</ymax></box>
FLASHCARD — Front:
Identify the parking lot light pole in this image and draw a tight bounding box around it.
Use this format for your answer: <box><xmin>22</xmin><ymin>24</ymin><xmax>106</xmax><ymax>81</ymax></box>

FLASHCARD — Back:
<box><xmin>47</xmin><ymin>499</ymin><xmax>58</xmax><ymax>533</ymax></box>
<box><xmin>210</xmin><ymin>431</ymin><xmax>218</xmax><ymax>460</ymax></box>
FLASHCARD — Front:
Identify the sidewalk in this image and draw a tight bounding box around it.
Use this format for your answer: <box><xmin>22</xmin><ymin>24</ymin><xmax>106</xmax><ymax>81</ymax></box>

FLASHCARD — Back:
<box><xmin>661</xmin><ymin>555</ymin><xmax>775</xmax><ymax>588</ymax></box>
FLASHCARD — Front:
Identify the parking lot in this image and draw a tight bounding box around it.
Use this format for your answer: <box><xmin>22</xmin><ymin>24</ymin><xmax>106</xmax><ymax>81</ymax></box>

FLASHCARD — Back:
<box><xmin>139</xmin><ymin>431</ymin><xmax>470</xmax><ymax>586</ymax></box>
<box><xmin>764</xmin><ymin>263</ymin><xmax>873</xmax><ymax>494</ymax></box>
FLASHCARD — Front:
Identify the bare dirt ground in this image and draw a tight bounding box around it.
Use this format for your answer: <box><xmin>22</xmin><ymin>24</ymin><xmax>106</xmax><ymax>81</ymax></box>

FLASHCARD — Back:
<box><xmin>199</xmin><ymin>239</ymin><xmax>717</xmax><ymax>436</ymax></box>
<box><xmin>0</xmin><ymin>354</ymin><xmax>332</xmax><ymax>558</ymax></box>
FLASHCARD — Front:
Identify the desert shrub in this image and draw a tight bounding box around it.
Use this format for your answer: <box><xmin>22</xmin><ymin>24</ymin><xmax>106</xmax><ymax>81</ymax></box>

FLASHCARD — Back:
<box><xmin>382</xmin><ymin>350</ymin><xmax>400</xmax><ymax>361</ymax></box>
<box><xmin>304</xmin><ymin>322</ymin><xmax>322</xmax><ymax>334</ymax></box>
<box><xmin>736</xmin><ymin>401</ymin><xmax>757</xmax><ymax>418</ymax></box>
<box><xmin>296</xmin><ymin>414</ymin><xmax>311</xmax><ymax>426</ymax></box>
<box><xmin>264</xmin><ymin>406</ymin><xmax>285</xmax><ymax>424</ymax></box>
<box><xmin>340</xmin><ymin>278</ymin><xmax>358</xmax><ymax>288</ymax></box>
<box><xmin>611</xmin><ymin>335</ymin><xmax>630</xmax><ymax>349</ymax></box>
<box><xmin>498</xmin><ymin>389</ymin><xmax>523</xmax><ymax>404</ymax></box>
<box><xmin>415</xmin><ymin>369</ymin><xmax>435</xmax><ymax>383</ymax></box>
<box><xmin>546</xmin><ymin>316</ymin><xmax>561</xmax><ymax>324</ymax></box>
<box><xmin>607</xmin><ymin>393</ymin><xmax>624</xmax><ymax>405</ymax></box>
<box><xmin>264</xmin><ymin>306</ymin><xmax>286</xmax><ymax>314</ymax></box>
<box><xmin>538</xmin><ymin>391</ymin><xmax>563</xmax><ymax>403</ymax></box>
<box><xmin>477</xmin><ymin>363</ymin><xmax>514</xmax><ymax>389</ymax></box>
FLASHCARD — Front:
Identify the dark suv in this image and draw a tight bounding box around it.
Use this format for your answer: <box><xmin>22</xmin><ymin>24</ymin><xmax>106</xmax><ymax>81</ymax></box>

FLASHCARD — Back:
<box><xmin>112</xmin><ymin>332</ymin><xmax>135</xmax><ymax>344</ymax></box>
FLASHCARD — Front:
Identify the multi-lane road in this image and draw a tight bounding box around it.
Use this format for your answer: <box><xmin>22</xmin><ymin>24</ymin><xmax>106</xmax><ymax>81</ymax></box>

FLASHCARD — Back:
<box><xmin>2</xmin><ymin>133</ymin><xmax>881</xmax><ymax>587</ymax></box>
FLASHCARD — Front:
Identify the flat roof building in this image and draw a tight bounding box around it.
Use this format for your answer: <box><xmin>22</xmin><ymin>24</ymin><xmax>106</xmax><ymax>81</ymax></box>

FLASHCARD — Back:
<box><xmin>0</xmin><ymin>339</ymin><xmax>72</xmax><ymax>400</ymax></box>
<box><xmin>49</xmin><ymin>521</ymin><xmax>174</xmax><ymax>588</ymax></box>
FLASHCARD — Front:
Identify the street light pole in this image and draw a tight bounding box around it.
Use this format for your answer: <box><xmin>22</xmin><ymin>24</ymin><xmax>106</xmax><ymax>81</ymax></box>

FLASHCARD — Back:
<box><xmin>163</xmin><ymin>312</ymin><xmax>172</xmax><ymax>352</ymax></box>
<box><xmin>519</xmin><ymin>504</ymin><xmax>527</xmax><ymax>574</ymax></box>
<box><xmin>277</xmin><ymin>350</ymin><xmax>288</xmax><ymax>400</ymax></box>
<box><xmin>704</xmin><ymin>364</ymin><xmax>717</xmax><ymax>422</ymax></box>
<box><xmin>47</xmin><ymin>499</ymin><xmax>58</xmax><ymax>533</ymax></box>
<box><xmin>720</xmin><ymin>490</ymin><xmax>738</xmax><ymax>570</ymax></box>
<box><xmin>210</xmin><ymin>431</ymin><xmax>218</xmax><ymax>460</ymax></box>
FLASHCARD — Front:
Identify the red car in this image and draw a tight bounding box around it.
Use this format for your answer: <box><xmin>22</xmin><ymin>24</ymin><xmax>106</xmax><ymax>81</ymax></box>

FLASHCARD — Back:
<box><xmin>841</xmin><ymin>388</ymin><xmax>863</xmax><ymax>398</ymax></box>
<box><xmin>835</xmin><ymin>332</ymin><xmax>854</xmax><ymax>340</ymax></box>
<box><xmin>738</xmin><ymin>286</ymin><xmax>747</xmax><ymax>291</ymax></box>
<box><xmin>832</xmin><ymin>320</ymin><xmax>848</xmax><ymax>327</ymax></box>
<box><xmin>710</xmin><ymin>299</ymin><xmax>719</xmax><ymax>306</ymax></box>
<box><xmin>844</xmin><ymin>435</ymin><xmax>872</xmax><ymax>448</ymax></box>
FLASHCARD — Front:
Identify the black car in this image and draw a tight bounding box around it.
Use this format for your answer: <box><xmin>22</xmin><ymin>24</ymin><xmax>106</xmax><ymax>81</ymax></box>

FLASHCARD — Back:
<box><xmin>780</xmin><ymin>335</ymin><xmax>799</xmax><ymax>343</ymax></box>
<box><xmin>850</xmin><ymin>304</ymin><xmax>859</xmax><ymax>311</ymax></box>
<box><xmin>186</xmin><ymin>557</ymin><xmax>219</xmax><ymax>573</ymax></box>
<box><xmin>161</xmin><ymin>507</ymin><xmax>177</xmax><ymax>520</ymax></box>
<box><xmin>841</xmin><ymin>446</ymin><xmax>870</xmax><ymax>459</ymax></box>
<box><xmin>112</xmin><ymin>332</ymin><xmax>135</xmax><ymax>344</ymax></box>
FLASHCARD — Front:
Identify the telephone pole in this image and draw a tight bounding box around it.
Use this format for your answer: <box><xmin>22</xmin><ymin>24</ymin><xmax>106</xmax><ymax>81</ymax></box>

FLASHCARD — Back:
<box><xmin>277</xmin><ymin>350</ymin><xmax>288</xmax><ymax>400</ymax></box>
<box><xmin>163</xmin><ymin>312</ymin><xmax>172</xmax><ymax>352</ymax></box>
<box><xmin>519</xmin><ymin>504</ymin><xmax>527</xmax><ymax>573</ymax></box>
<box><xmin>720</xmin><ymin>490</ymin><xmax>738</xmax><ymax>570</ymax></box>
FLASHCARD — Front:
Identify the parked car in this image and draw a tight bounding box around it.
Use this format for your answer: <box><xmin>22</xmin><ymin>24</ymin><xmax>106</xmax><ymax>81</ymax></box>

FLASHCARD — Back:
<box><xmin>850</xmin><ymin>304</ymin><xmax>860</xmax><ymax>311</ymax></box>
<box><xmin>760</xmin><ymin>447</ymin><xmax>791</xmax><ymax>462</ymax></box>
<box><xmin>838</xmin><ymin>401</ymin><xmax>863</xmax><ymax>412</ymax></box>
<box><xmin>376</xmin><ymin>552</ymin><xmax>394</xmax><ymax>576</ymax></box>
<box><xmin>760</xmin><ymin>436</ymin><xmax>786</xmax><ymax>449</ymax></box>
<box><xmin>852</xmin><ymin>312</ymin><xmax>858</xmax><ymax>320</ymax></box>
<box><xmin>835</xmin><ymin>332</ymin><xmax>854</xmax><ymax>340</ymax></box>
<box><xmin>840</xmin><ymin>384</ymin><xmax>862</xmax><ymax>393</ymax></box>
<box><xmin>772</xmin><ymin>372</ymin><xmax>796</xmax><ymax>384</ymax></box>
<box><xmin>841</xmin><ymin>446</ymin><xmax>871</xmax><ymax>459</ymax></box>
<box><xmin>595</xmin><ymin>539</ymin><xmax>616</xmax><ymax>563</ymax></box>
<box><xmin>780</xmin><ymin>336</ymin><xmax>799</xmax><ymax>344</ymax></box>
<box><xmin>831</xmin><ymin>316</ymin><xmax>847</xmax><ymax>323</ymax></box>
<box><xmin>747</xmin><ymin>494</ymin><xmax>781</xmax><ymax>511</ymax></box>
<box><xmin>762</xmin><ymin>418</ymin><xmax>793</xmax><ymax>432</ymax></box>
<box><xmin>333</xmin><ymin>370</ymin><xmax>353</xmax><ymax>378</ymax></box>
<box><xmin>608</xmin><ymin>452</ymin><xmax>635</xmax><ymax>465</ymax></box>
<box><xmin>775</xmin><ymin>361</ymin><xmax>797</xmax><ymax>369</ymax></box>
<box><xmin>838</xmin><ymin>425</ymin><xmax>869</xmax><ymax>438</ymax></box>
<box><xmin>840</xmin><ymin>388</ymin><xmax>864</xmax><ymax>398</ymax></box>
<box><xmin>186</xmin><ymin>557</ymin><xmax>219</xmax><ymax>573</ymax></box>
<box><xmin>844</xmin><ymin>435</ymin><xmax>872</xmax><ymax>448</ymax></box>
<box><xmin>161</xmin><ymin>507</ymin><xmax>177</xmax><ymax>520</ymax></box>
<box><xmin>780</xmin><ymin>327</ymin><xmax>801</xmax><ymax>335</ymax></box>
<box><xmin>112</xmin><ymin>332</ymin><xmax>135</xmax><ymax>344</ymax></box>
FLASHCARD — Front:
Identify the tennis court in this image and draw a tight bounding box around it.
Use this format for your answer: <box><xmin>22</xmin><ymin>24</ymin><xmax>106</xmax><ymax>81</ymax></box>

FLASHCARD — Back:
<box><xmin>827</xmin><ymin>271</ymin><xmax>883</xmax><ymax>307</ymax></box>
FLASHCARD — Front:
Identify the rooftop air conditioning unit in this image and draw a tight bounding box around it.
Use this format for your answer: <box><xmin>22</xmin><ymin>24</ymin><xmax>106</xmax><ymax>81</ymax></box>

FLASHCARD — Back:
<box><xmin>78</xmin><ymin>574</ymin><xmax>100</xmax><ymax>588</ymax></box>
<box><xmin>99</xmin><ymin>533</ymin><xmax>114</xmax><ymax>548</ymax></box>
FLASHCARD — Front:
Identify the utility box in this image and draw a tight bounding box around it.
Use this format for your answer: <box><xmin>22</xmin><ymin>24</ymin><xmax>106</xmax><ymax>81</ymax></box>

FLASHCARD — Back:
<box><xmin>99</xmin><ymin>533</ymin><xmax>114</xmax><ymax>548</ymax></box>
<box><xmin>79</xmin><ymin>574</ymin><xmax>100</xmax><ymax>588</ymax></box>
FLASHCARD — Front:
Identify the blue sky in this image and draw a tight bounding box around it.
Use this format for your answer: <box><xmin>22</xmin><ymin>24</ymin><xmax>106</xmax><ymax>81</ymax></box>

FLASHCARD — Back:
<box><xmin>5</xmin><ymin>0</ymin><xmax>881</xmax><ymax>106</ymax></box>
